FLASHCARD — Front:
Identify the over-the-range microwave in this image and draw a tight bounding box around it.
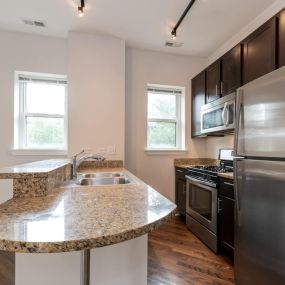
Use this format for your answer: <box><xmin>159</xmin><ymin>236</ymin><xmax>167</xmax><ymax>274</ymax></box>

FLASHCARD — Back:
<box><xmin>201</xmin><ymin>92</ymin><xmax>235</xmax><ymax>134</ymax></box>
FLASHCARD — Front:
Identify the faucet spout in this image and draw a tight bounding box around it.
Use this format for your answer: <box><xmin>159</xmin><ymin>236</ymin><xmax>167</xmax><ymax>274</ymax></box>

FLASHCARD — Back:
<box><xmin>71</xmin><ymin>150</ymin><xmax>106</xmax><ymax>179</ymax></box>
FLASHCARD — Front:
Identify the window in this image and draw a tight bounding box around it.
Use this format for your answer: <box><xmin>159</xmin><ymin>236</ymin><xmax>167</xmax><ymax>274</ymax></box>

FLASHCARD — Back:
<box><xmin>14</xmin><ymin>72</ymin><xmax>67</xmax><ymax>151</ymax></box>
<box><xmin>146</xmin><ymin>85</ymin><xmax>185</xmax><ymax>150</ymax></box>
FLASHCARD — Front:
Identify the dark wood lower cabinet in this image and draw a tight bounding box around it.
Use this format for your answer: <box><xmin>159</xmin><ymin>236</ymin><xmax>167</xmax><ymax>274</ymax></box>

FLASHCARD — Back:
<box><xmin>175</xmin><ymin>167</ymin><xmax>187</xmax><ymax>216</ymax></box>
<box><xmin>218</xmin><ymin>177</ymin><xmax>235</xmax><ymax>257</ymax></box>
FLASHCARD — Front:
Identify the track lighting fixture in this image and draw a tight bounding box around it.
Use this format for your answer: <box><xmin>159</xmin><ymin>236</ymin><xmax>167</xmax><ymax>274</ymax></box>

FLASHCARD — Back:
<box><xmin>78</xmin><ymin>0</ymin><xmax>85</xmax><ymax>17</ymax></box>
<box><xmin>171</xmin><ymin>0</ymin><xmax>196</xmax><ymax>40</ymax></box>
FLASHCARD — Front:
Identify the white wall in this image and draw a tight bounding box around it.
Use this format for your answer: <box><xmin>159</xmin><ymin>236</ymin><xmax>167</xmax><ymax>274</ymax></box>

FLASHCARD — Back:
<box><xmin>206</xmin><ymin>136</ymin><xmax>234</xmax><ymax>159</ymax></box>
<box><xmin>125</xmin><ymin>47</ymin><xmax>207</xmax><ymax>201</ymax></box>
<box><xmin>0</xmin><ymin>30</ymin><xmax>126</xmax><ymax>168</ymax></box>
<box><xmin>0</xmin><ymin>30</ymin><xmax>67</xmax><ymax>167</ymax></box>
<box><xmin>67</xmin><ymin>32</ymin><xmax>125</xmax><ymax>160</ymax></box>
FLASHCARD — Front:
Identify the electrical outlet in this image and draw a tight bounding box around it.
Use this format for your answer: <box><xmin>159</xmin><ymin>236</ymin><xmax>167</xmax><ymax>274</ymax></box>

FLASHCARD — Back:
<box><xmin>97</xmin><ymin>147</ymin><xmax>106</xmax><ymax>154</ymax></box>
<box><xmin>83</xmin><ymin>147</ymin><xmax>92</xmax><ymax>153</ymax></box>
<box><xmin>107</xmin><ymin>145</ymin><xmax>116</xmax><ymax>155</ymax></box>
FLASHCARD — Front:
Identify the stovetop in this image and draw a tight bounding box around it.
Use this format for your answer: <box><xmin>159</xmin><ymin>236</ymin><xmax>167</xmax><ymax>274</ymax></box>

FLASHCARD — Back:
<box><xmin>186</xmin><ymin>163</ymin><xmax>233</xmax><ymax>188</ymax></box>
<box><xmin>189</xmin><ymin>165</ymin><xmax>233</xmax><ymax>174</ymax></box>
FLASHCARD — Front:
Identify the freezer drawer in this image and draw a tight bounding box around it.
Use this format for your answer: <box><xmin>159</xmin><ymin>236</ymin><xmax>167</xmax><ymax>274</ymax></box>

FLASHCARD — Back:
<box><xmin>235</xmin><ymin>159</ymin><xmax>285</xmax><ymax>285</ymax></box>
<box><xmin>235</xmin><ymin>67</ymin><xmax>285</xmax><ymax>158</ymax></box>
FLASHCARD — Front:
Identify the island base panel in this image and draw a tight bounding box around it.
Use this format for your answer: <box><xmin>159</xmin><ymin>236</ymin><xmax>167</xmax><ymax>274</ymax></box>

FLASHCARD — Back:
<box><xmin>15</xmin><ymin>234</ymin><xmax>148</xmax><ymax>285</ymax></box>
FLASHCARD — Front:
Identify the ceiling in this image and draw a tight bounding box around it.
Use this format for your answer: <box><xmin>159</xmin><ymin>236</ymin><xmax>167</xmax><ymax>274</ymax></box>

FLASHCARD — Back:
<box><xmin>0</xmin><ymin>0</ymin><xmax>276</xmax><ymax>57</ymax></box>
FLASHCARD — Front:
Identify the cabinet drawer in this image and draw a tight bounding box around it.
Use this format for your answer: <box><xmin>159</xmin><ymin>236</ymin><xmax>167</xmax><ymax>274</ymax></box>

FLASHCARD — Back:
<box><xmin>219</xmin><ymin>178</ymin><xmax>234</xmax><ymax>199</ymax></box>
<box><xmin>175</xmin><ymin>167</ymin><xmax>187</xmax><ymax>181</ymax></box>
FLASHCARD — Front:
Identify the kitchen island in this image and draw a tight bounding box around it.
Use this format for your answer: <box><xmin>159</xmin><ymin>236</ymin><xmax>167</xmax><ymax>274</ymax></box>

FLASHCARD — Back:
<box><xmin>0</xmin><ymin>160</ymin><xmax>176</xmax><ymax>285</ymax></box>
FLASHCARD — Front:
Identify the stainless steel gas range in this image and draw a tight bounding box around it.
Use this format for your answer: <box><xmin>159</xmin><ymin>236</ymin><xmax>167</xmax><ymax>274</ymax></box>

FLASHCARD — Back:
<box><xmin>185</xmin><ymin>149</ymin><xmax>233</xmax><ymax>253</ymax></box>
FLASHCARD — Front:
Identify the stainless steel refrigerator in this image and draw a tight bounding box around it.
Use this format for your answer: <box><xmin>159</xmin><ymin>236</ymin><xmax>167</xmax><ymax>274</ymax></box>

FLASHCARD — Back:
<box><xmin>234</xmin><ymin>66</ymin><xmax>285</xmax><ymax>285</ymax></box>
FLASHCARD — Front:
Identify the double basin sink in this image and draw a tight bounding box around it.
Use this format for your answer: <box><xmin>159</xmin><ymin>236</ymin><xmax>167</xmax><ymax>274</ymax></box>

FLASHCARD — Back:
<box><xmin>77</xmin><ymin>172</ymin><xmax>132</xmax><ymax>186</ymax></box>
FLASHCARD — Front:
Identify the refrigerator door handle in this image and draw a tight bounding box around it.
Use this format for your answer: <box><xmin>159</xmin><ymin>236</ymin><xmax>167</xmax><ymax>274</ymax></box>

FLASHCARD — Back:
<box><xmin>234</xmin><ymin>159</ymin><xmax>242</xmax><ymax>227</ymax></box>
<box><xmin>234</xmin><ymin>89</ymin><xmax>244</xmax><ymax>156</ymax></box>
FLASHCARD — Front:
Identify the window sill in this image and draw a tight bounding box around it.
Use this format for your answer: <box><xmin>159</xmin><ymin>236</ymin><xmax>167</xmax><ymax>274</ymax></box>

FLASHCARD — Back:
<box><xmin>144</xmin><ymin>148</ymin><xmax>188</xmax><ymax>155</ymax></box>
<box><xmin>11</xmin><ymin>149</ymin><xmax>67</xmax><ymax>156</ymax></box>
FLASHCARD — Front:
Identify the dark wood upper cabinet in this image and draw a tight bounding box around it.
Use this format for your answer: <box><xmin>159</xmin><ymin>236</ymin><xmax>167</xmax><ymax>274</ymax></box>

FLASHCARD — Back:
<box><xmin>278</xmin><ymin>9</ymin><xmax>285</xmax><ymax>67</ymax></box>
<box><xmin>191</xmin><ymin>71</ymin><xmax>206</xmax><ymax>137</ymax></box>
<box><xmin>206</xmin><ymin>61</ymin><xmax>221</xmax><ymax>103</ymax></box>
<box><xmin>221</xmin><ymin>45</ymin><xmax>242</xmax><ymax>95</ymax></box>
<box><xmin>243</xmin><ymin>17</ymin><xmax>277</xmax><ymax>84</ymax></box>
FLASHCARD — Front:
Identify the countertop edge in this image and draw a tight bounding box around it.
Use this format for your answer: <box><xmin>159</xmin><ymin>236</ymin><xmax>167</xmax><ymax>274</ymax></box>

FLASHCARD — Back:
<box><xmin>0</xmin><ymin>209</ymin><xmax>176</xmax><ymax>253</ymax></box>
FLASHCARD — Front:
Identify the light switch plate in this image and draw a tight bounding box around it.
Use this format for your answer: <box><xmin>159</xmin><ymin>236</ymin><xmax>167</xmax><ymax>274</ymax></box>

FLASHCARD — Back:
<box><xmin>107</xmin><ymin>145</ymin><xmax>116</xmax><ymax>155</ymax></box>
<box><xmin>97</xmin><ymin>147</ymin><xmax>106</xmax><ymax>154</ymax></box>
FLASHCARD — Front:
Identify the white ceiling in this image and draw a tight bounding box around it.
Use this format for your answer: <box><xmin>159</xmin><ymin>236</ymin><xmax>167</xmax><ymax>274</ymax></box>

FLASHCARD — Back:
<box><xmin>0</xmin><ymin>0</ymin><xmax>276</xmax><ymax>57</ymax></box>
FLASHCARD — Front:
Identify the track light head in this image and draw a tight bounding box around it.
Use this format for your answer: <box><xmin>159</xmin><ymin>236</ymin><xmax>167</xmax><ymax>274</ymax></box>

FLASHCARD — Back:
<box><xmin>78</xmin><ymin>6</ymin><xmax>84</xmax><ymax>17</ymax></box>
<box><xmin>171</xmin><ymin>30</ymin><xmax>177</xmax><ymax>40</ymax></box>
<box><xmin>78</xmin><ymin>0</ymin><xmax>85</xmax><ymax>17</ymax></box>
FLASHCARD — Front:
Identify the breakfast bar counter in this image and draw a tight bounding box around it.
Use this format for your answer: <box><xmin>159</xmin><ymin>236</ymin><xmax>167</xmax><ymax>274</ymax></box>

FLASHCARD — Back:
<box><xmin>0</xmin><ymin>160</ymin><xmax>176</xmax><ymax>285</ymax></box>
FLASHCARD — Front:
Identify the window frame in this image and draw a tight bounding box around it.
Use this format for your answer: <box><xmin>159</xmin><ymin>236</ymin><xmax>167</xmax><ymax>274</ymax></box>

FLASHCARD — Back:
<box><xmin>14</xmin><ymin>71</ymin><xmax>68</xmax><ymax>153</ymax></box>
<box><xmin>146</xmin><ymin>84</ymin><xmax>186</xmax><ymax>151</ymax></box>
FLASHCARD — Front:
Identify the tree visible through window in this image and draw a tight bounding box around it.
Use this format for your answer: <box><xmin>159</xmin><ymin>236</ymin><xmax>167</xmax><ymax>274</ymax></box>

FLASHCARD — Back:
<box><xmin>15</xmin><ymin>73</ymin><xmax>67</xmax><ymax>150</ymax></box>
<box><xmin>147</xmin><ymin>85</ymin><xmax>185</xmax><ymax>150</ymax></box>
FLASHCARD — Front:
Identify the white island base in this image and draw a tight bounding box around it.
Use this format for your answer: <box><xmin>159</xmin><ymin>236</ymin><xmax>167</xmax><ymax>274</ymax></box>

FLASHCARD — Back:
<box><xmin>15</xmin><ymin>235</ymin><xmax>148</xmax><ymax>285</ymax></box>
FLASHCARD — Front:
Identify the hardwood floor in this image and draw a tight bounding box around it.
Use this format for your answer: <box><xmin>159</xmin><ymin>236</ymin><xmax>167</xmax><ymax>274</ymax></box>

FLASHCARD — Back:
<box><xmin>0</xmin><ymin>216</ymin><xmax>234</xmax><ymax>285</ymax></box>
<box><xmin>0</xmin><ymin>251</ymin><xmax>15</xmax><ymax>285</ymax></box>
<box><xmin>148</xmin><ymin>216</ymin><xmax>234</xmax><ymax>285</ymax></box>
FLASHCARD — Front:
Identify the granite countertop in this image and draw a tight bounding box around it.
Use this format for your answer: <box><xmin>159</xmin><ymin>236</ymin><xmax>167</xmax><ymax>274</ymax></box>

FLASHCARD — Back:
<box><xmin>218</xmin><ymin>172</ymin><xmax>234</xmax><ymax>180</ymax></box>
<box><xmin>0</xmin><ymin>159</ymin><xmax>71</xmax><ymax>179</ymax></box>
<box><xmin>0</xmin><ymin>168</ymin><xmax>176</xmax><ymax>253</ymax></box>
<box><xmin>174</xmin><ymin>158</ymin><xmax>220</xmax><ymax>169</ymax></box>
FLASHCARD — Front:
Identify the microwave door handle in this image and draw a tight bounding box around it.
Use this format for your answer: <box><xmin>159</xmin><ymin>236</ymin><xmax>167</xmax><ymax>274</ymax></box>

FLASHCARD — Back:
<box><xmin>222</xmin><ymin>103</ymin><xmax>227</xmax><ymax>125</ymax></box>
<box><xmin>225</xmin><ymin>103</ymin><xmax>230</xmax><ymax>126</ymax></box>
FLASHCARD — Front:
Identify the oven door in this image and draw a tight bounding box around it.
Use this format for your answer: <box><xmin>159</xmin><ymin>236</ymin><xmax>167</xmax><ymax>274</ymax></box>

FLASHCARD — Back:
<box><xmin>186</xmin><ymin>176</ymin><xmax>217</xmax><ymax>234</ymax></box>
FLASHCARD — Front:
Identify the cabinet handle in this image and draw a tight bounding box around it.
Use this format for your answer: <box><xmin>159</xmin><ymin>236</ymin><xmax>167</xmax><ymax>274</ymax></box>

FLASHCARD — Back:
<box><xmin>215</xmin><ymin>85</ymin><xmax>218</xmax><ymax>96</ymax></box>
<box><xmin>177</xmin><ymin>170</ymin><xmax>183</xmax><ymax>173</ymax></box>
<box><xmin>182</xmin><ymin>183</ymin><xmax>186</xmax><ymax>194</ymax></box>
<box><xmin>221</xmin><ymin>81</ymin><xmax>224</xmax><ymax>95</ymax></box>
<box><xmin>224</xmin><ymin>181</ymin><xmax>234</xmax><ymax>187</ymax></box>
<box><xmin>218</xmin><ymin>198</ymin><xmax>223</xmax><ymax>213</ymax></box>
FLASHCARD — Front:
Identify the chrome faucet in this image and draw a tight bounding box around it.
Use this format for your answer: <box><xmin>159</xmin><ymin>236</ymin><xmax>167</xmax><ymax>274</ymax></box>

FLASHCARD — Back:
<box><xmin>72</xmin><ymin>150</ymin><xmax>106</xmax><ymax>179</ymax></box>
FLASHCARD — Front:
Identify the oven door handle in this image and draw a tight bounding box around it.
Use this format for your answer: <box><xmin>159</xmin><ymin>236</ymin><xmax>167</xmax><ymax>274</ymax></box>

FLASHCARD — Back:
<box><xmin>185</xmin><ymin>176</ymin><xmax>216</xmax><ymax>190</ymax></box>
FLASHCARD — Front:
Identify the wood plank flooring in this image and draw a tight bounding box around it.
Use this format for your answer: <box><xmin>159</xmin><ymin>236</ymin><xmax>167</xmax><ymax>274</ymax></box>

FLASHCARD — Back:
<box><xmin>0</xmin><ymin>251</ymin><xmax>15</xmax><ymax>285</ymax></box>
<box><xmin>0</xmin><ymin>216</ymin><xmax>234</xmax><ymax>285</ymax></box>
<box><xmin>148</xmin><ymin>216</ymin><xmax>234</xmax><ymax>285</ymax></box>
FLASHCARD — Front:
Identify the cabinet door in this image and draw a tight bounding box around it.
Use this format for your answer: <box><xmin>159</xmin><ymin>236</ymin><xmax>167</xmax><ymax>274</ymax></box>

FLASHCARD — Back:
<box><xmin>206</xmin><ymin>61</ymin><xmax>221</xmax><ymax>103</ymax></box>
<box><xmin>191</xmin><ymin>71</ymin><xmax>205</xmax><ymax>137</ymax></box>
<box><xmin>221</xmin><ymin>45</ymin><xmax>242</xmax><ymax>96</ymax></box>
<box><xmin>278</xmin><ymin>9</ymin><xmax>285</xmax><ymax>67</ymax></box>
<box><xmin>176</xmin><ymin>179</ymin><xmax>186</xmax><ymax>216</ymax></box>
<box><xmin>243</xmin><ymin>17</ymin><xmax>277</xmax><ymax>84</ymax></box>
<box><xmin>219</xmin><ymin>195</ymin><xmax>235</xmax><ymax>255</ymax></box>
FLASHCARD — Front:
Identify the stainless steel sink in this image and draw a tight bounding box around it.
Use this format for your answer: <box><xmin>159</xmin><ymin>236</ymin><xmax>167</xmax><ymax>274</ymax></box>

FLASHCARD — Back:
<box><xmin>77</xmin><ymin>177</ymin><xmax>131</xmax><ymax>186</ymax></box>
<box><xmin>81</xmin><ymin>172</ymin><xmax>124</xmax><ymax>178</ymax></box>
